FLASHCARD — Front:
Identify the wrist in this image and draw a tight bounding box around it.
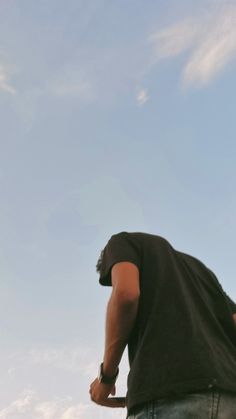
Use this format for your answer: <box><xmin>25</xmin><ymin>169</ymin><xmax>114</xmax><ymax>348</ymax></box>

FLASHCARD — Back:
<box><xmin>103</xmin><ymin>362</ymin><xmax>119</xmax><ymax>377</ymax></box>
<box><xmin>98</xmin><ymin>362</ymin><xmax>119</xmax><ymax>384</ymax></box>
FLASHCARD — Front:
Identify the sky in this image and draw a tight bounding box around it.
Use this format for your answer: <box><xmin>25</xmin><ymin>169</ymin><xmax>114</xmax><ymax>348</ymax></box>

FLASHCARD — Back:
<box><xmin>0</xmin><ymin>0</ymin><xmax>236</xmax><ymax>417</ymax></box>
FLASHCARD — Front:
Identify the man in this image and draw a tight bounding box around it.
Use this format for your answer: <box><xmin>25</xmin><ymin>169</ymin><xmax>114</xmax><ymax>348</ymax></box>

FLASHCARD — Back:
<box><xmin>89</xmin><ymin>231</ymin><xmax>236</xmax><ymax>418</ymax></box>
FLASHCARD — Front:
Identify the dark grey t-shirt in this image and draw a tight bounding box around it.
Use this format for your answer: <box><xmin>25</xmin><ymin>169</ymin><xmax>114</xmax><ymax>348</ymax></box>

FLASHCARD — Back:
<box><xmin>99</xmin><ymin>231</ymin><xmax>236</xmax><ymax>415</ymax></box>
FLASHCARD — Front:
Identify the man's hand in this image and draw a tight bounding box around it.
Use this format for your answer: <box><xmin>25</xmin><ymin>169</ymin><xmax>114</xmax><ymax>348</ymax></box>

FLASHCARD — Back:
<box><xmin>89</xmin><ymin>378</ymin><xmax>126</xmax><ymax>408</ymax></box>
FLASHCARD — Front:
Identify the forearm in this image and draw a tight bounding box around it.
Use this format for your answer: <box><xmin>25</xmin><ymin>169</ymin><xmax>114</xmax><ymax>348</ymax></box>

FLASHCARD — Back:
<box><xmin>102</xmin><ymin>292</ymin><xmax>139</xmax><ymax>376</ymax></box>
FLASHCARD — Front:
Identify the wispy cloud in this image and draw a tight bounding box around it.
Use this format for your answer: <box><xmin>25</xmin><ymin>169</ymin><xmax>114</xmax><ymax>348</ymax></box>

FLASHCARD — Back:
<box><xmin>136</xmin><ymin>88</ymin><xmax>149</xmax><ymax>105</ymax></box>
<box><xmin>0</xmin><ymin>389</ymin><xmax>126</xmax><ymax>419</ymax></box>
<box><xmin>183</xmin><ymin>10</ymin><xmax>236</xmax><ymax>86</ymax></box>
<box><xmin>0</xmin><ymin>389</ymin><xmax>35</xmax><ymax>418</ymax></box>
<box><xmin>148</xmin><ymin>3</ymin><xmax>236</xmax><ymax>87</ymax></box>
<box><xmin>0</xmin><ymin>389</ymin><xmax>90</xmax><ymax>419</ymax></box>
<box><xmin>148</xmin><ymin>17</ymin><xmax>201</xmax><ymax>60</ymax></box>
<box><xmin>0</xmin><ymin>64</ymin><xmax>16</xmax><ymax>95</ymax></box>
<box><xmin>7</xmin><ymin>341</ymin><xmax>100</xmax><ymax>380</ymax></box>
<box><xmin>3</xmin><ymin>343</ymin><xmax>129</xmax><ymax>418</ymax></box>
<box><xmin>35</xmin><ymin>400</ymin><xmax>89</xmax><ymax>419</ymax></box>
<box><xmin>7</xmin><ymin>366</ymin><xmax>16</xmax><ymax>377</ymax></box>
<box><xmin>26</xmin><ymin>343</ymin><xmax>97</xmax><ymax>376</ymax></box>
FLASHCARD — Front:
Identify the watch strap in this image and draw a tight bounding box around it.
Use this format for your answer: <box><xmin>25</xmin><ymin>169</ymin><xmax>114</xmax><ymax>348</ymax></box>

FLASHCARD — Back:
<box><xmin>98</xmin><ymin>362</ymin><xmax>119</xmax><ymax>384</ymax></box>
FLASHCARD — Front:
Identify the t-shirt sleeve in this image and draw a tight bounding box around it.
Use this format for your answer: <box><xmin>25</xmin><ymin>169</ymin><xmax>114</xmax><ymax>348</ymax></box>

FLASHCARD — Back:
<box><xmin>222</xmin><ymin>291</ymin><xmax>236</xmax><ymax>314</ymax></box>
<box><xmin>99</xmin><ymin>232</ymin><xmax>141</xmax><ymax>286</ymax></box>
<box><xmin>207</xmin><ymin>267</ymin><xmax>236</xmax><ymax>314</ymax></box>
<box><xmin>216</xmin><ymin>278</ymin><xmax>236</xmax><ymax>314</ymax></box>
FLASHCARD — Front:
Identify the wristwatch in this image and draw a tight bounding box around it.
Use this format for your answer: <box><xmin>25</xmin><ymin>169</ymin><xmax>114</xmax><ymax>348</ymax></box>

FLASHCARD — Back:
<box><xmin>98</xmin><ymin>362</ymin><xmax>119</xmax><ymax>384</ymax></box>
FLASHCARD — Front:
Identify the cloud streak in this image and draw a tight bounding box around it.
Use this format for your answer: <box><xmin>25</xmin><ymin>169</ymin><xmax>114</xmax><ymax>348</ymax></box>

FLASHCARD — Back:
<box><xmin>183</xmin><ymin>11</ymin><xmax>236</xmax><ymax>86</ymax></box>
<box><xmin>148</xmin><ymin>18</ymin><xmax>201</xmax><ymax>59</ymax></box>
<box><xmin>148</xmin><ymin>3</ymin><xmax>236</xmax><ymax>87</ymax></box>
<box><xmin>0</xmin><ymin>64</ymin><xmax>16</xmax><ymax>95</ymax></box>
<box><xmin>136</xmin><ymin>88</ymin><xmax>149</xmax><ymax>105</ymax></box>
<box><xmin>25</xmin><ymin>343</ymin><xmax>98</xmax><ymax>376</ymax></box>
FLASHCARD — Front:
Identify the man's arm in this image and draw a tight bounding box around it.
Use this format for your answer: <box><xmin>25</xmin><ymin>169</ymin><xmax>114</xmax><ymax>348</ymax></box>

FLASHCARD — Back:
<box><xmin>103</xmin><ymin>261</ymin><xmax>140</xmax><ymax>376</ymax></box>
<box><xmin>233</xmin><ymin>313</ymin><xmax>236</xmax><ymax>325</ymax></box>
<box><xmin>90</xmin><ymin>261</ymin><xmax>140</xmax><ymax>407</ymax></box>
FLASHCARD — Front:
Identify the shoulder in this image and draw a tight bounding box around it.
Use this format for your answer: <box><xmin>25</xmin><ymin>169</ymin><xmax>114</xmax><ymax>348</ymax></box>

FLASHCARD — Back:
<box><xmin>108</xmin><ymin>231</ymin><xmax>143</xmax><ymax>245</ymax></box>
<box><xmin>107</xmin><ymin>231</ymin><xmax>174</xmax><ymax>252</ymax></box>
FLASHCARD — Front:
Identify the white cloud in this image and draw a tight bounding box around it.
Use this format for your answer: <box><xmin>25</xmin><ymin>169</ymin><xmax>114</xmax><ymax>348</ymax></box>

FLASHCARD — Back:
<box><xmin>148</xmin><ymin>18</ymin><xmax>201</xmax><ymax>59</ymax></box>
<box><xmin>0</xmin><ymin>390</ymin><xmax>90</xmax><ymax>419</ymax></box>
<box><xmin>148</xmin><ymin>4</ymin><xmax>236</xmax><ymax>87</ymax></box>
<box><xmin>0</xmin><ymin>389</ymin><xmax>36</xmax><ymax>418</ymax></box>
<box><xmin>34</xmin><ymin>401</ymin><xmax>59</xmax><ymax>419</ymax></box>
<box><xmin>0</xmin><ymin>64</ymin><xmax>16</xmax><ymax>95</ymax></box>
<box><xmin>136</xmin><ymin>88</ymin><xmax>149</xmax><ymax>105</ymax></box>
<box><xmin>7</xmin><ymin>367</ymin><xmax>16</xmax><ymax>377</ymax></box>
<box><xmin>183</xmin><ymin>10</ymin><xmax>236</xmax><ymax>86</ymax></box>
<box><xmin>27</xmin><ymin>343</ymin><xmax>97</xmax><ymax>376</ymax></box>
<box><xmin>0</xmin><ymin>389</ymin><xmax>127</xmax><ymax>419</ymax></box>
<box><xmin>60</xmin><ymin>404</ymin><xmax>89</xmax><ymax>419</ymax></box>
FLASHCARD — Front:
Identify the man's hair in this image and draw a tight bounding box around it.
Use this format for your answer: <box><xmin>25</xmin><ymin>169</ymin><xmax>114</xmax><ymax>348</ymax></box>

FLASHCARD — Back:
<box><xmin>96</xmin><ymin>248</ymin><xmax>105</xmax><ymax>274</ymax></box>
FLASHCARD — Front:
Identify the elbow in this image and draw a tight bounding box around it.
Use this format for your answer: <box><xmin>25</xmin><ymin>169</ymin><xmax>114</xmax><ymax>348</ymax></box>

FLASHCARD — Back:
<box><xmin>112</xmin><ymin>289</ymin><xmax>140</xmax><ymax>306</ymax></box>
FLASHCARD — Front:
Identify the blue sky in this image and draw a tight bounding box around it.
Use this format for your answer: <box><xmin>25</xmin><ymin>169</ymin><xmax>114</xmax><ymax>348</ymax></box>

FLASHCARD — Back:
<box><xmin>1</xmin><ymin>0</ymin><xmax>236</xmax><ymax>417</ymax></box>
